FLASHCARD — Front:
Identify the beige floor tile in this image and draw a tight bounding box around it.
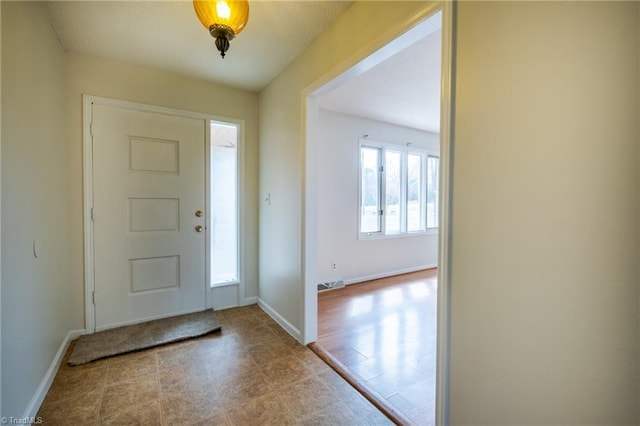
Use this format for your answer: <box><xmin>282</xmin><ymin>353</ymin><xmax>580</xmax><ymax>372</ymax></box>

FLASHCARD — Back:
<box><xmin>246</xmin><ymin>339</ymin><xmax>295</xmax><ymax>365</ymax></box>
<box><xmin>36</xmin><ymin>305</ymin><xmax>390</xmax><ymax>426</ymax></box>
<box><xmin>231</xmin><ymin>324</ymin><xmax>279</xmax><ymax>346</ymax></box>
<box><xmin>99</xmin><ymin>374</ymin><xmax>159</xmax><ymax>420</ymax></box>
<box><xmin>278</xmin><ymin>376</ymin><xmax>335</xmax><ymax>419</ymax></box>
<box><xmin>45</xmin><ymin>364</ymin><xmax>108</xmax><ymax>404</ymax></box>
<box><xmin>158</xmin><ymin>364</ymin><xmax>216</xmax><ymax>396</ymax></box>
<box><xmin>259</xmin><ymin>354</ymin><xmax>312</xmax><ymax>389</ymax></box>
<box><xmin>226</xmin><ymin>392</ymin><xmax>297</xmax><ymax>426</ymax></box>
<box><xmin>296</xmin><ymin>401</ymin><xmax>363</xmax><ymax>426</ymax></box>
<box><xmin>38</xmin><ymin>388</ymin><xmax>101</xmax><ymax>425</ymax></box>
<box><xmin>105</xmin><ymin>351</ymin><xmax>158</xmax><ymax>385</ymax></box>
<box><xmin>156</xmin><ymin>341</ymin><xmax>202</xmax><ymax>372</ymax></box>
<box><xmin>206</xmin><ymin>350</ymin><xmax>259</xmax><ymax>380</ymax></box>
<box><xmin>192</xmin><ymin>332</ymin><xmax>244</xmax><ymax>357</ymax></box>
<box><xmin>99</xmin><ymin>400</ymin><xmax>162</xmax><ymax>426</ymax></box>
<box><xmin>215</xmin><ymin>370</ymin><xmax>273</xmax><ymax>407</ymax></box>
<box><xmin>161</xmin><ymin>386</ymin><xmax>225</xmax><ymax>425</ymax></box>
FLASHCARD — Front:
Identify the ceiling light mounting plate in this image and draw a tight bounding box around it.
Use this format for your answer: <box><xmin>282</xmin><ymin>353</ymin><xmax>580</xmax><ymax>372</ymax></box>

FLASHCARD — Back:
<box><xmin>210</xmin><ymin>24</ymin><xmax>235</xmax><ymax>58</ymax></box>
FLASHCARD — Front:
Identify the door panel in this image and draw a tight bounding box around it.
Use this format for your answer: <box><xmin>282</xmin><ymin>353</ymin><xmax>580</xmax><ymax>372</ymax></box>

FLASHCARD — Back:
<box><xmin>92</xmin><ymin>104</ymin><xmax>206</xmax><ymax>330</ymax></box>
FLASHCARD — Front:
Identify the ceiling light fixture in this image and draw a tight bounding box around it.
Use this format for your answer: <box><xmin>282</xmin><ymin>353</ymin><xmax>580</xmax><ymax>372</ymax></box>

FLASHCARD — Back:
<box><xmin>193</xmin><ymin>0</ymin><xmax>249</xmax><ymax>59</ymax></box>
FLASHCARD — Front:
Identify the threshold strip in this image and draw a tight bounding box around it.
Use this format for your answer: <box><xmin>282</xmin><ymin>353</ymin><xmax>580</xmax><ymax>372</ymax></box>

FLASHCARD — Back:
<box><xmin>307</xmin><ymin>342</ymin><xmax>413</xmax><ymax>426</ymax></box>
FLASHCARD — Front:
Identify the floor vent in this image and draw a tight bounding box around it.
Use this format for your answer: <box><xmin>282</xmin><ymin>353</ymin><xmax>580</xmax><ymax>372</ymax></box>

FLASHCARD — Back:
<box><xmin>317</xmin><ymin>280</ymin><xmax>345</xmax><ymax>292</ymax></box>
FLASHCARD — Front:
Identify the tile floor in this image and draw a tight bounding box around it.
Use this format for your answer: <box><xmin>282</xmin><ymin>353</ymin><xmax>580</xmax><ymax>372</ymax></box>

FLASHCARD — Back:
<box><xmin>36</xmin><ymin>304</ymin><xmax>392</xmax><ymax>425</ymax></box>
<box><xmin>318</xmin><ymin>269</ymin><xmax>438</xmax><ymax>426</ymax></box>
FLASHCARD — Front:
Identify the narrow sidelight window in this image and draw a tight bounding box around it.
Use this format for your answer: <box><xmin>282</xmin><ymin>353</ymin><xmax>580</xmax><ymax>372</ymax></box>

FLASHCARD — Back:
<box><xmin>210</xmin><ymin>121</ymin><xmax>239</xmax><ymax>286</ymax></box>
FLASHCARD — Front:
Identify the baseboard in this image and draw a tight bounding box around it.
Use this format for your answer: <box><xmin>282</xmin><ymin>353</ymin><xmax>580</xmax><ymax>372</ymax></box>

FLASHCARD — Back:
<box><xmin>211</xmin><ymin>283</ymin><xmax>240</xmax><ymax>311</ymax></box>
<box><xmin>343</xmin><ymin>264</ymin><xmax>437</xmax><ymax>286</ymax></box>
<box><xmin>242</xmin><ymin>296</ymin><xmax>258</xmax><ymax>306</ymax></box>
<box><xmin>23</xmin><ymin>329</ymin><xmax>86</xmax><ymax>419</ymax></box>
<box><xmin>257</xmin><ymin>298</ymin><xmax>301</xmax><ymax>343</ymax></box>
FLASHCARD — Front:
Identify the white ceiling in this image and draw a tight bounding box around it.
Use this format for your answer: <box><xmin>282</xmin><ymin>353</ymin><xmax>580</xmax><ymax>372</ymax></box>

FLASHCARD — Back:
<box><xmin>46</xmin><ymin>1</ymin><xmax>354</xmax><ymax>91</ymax></box>
<box><xmin>46</xmin><ymin>1</ymin><xmax>441</xmax><ymax>132</ymax></box>
<box><xmin>318</xmin><ymin>27</ymin><xmax>442</xmax><ymax>133</ymax></box>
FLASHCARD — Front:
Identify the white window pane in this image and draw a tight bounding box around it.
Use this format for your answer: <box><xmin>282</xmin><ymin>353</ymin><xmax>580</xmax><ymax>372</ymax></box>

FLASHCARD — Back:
<box><xmin>211</xmin><ymin>122</ymin><xmax>238</xmax><ymax>285</ymax></box>
<box><xmin>385</xmin><ymin>151</ymin><xmax>402</xmax><ymax>234</ymax></box>
<box><xmin>361</xmin><ymin>147</ymin><xmax>381</xmax><ymax>233</ymax></box>
<box><xmin>407</xmin><ymin>154</ymin><xmax>424</xmax><ymax>232</ymax></box>
<box><xmin>427</xmin><ymin>155</ymin><xmax>439</xmax><ymax>229</ymax></box>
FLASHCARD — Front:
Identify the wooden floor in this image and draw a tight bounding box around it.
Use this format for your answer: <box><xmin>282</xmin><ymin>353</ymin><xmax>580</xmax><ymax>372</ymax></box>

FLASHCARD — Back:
<box><xmin>317</xmin><ymin>269</ymin><xmax>437</xmax><ymax>426</ymax></box>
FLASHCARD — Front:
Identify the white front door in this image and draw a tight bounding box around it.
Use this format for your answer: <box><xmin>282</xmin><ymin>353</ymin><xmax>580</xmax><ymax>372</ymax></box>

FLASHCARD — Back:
<box><xmin>92</xmin><ymin>103</ymin><xmax>206</xmax><ymax>330</ymax></box>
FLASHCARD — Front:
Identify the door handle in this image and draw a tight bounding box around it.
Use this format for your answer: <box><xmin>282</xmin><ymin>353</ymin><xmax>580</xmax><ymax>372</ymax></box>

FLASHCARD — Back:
<box><xmin>195</xmin><ymin>210</ymin><xmax>204</xmax><ymax>217</ymax></box>
<box><xmin>195</xmin><ymin>225</ymin><xmax>203</xmax><ymax>233</ymax></box>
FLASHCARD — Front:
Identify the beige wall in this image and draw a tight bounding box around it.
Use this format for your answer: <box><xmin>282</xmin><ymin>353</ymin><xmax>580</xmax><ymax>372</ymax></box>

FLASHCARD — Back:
<box><xmin>1</xmin><ymin>0</ymin><xmax>4</xmax><ymax>418</ymax></box>
<box><xmin>1</xmin><ymin>0</ymin><xmax>4</xmax><ymax>416</ymax></box>
<box><xmin>450</xmin><ymin>1</ymin><xmax>639</xmax><ymax>423</ymax></box>
<box><xmin>64</xmin><ymin>53</ymin><xmax>260</xmax><ymax>326</ymax></box>
<box><xmin>1</xmin><ymin>6</ymin><xmax>259</xmax><ymax>415</ymax></box>
<box><xmin>1</xmin><ymin>1</ymin><xmax>71</xmax><ymax>417</ymax></box>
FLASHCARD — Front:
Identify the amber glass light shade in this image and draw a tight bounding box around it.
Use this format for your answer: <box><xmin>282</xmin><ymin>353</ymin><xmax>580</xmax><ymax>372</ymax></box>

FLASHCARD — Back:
<box><xmin>193</xmin><ymin>0</ymin><xmax>249</xmax><ymax>58</ymax></box>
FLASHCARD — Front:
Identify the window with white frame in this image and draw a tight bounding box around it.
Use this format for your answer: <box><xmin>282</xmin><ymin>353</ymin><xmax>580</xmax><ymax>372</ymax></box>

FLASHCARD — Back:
<box><xmin>359</xmin><ymin>140</ymin><xmax>438</xmax><ymax>237</ymax></box>
<box><xmin>210</xmin><ymin>121</ymin><xmax>239</xmax><ymax>286</ymax></box>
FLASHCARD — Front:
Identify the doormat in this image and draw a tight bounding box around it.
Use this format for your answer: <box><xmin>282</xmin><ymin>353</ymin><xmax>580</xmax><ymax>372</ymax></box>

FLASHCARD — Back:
<box><xmin>68</xmin><ymin>309</ymin><xmax>222</xmax><ymax>366</ymax></box>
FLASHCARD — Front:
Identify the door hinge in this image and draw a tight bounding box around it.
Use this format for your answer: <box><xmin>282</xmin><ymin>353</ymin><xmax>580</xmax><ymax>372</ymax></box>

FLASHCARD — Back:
<box><xmin>92</xmin><ymin>290</ymin><xmax>95</xmax><ymax>305</ymax></box>
<box><xmin>379</xmin><ymin>209</ymin><xmax>384</xmax><ymax>216</ymax></box>
<box><xmin>90</xmin><ymin>122</ymin><xmax>95</xmax><ymax>136</ymax></box>
<box><xmin>379</xmin><ymin>166</ymin><xmax>384</xmax><ymax>173</ymax></box>
<box><xmin>90</xmin><ymin>207</ymin><xmax>95</xmax><ymax>221</ymax></box>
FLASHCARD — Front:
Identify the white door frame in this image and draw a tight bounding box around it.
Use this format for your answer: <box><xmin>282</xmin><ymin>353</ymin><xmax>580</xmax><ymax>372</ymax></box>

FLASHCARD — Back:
<box><xmin>82</xmin><ymin>95</ymin><xmax>246</xmax><ymax>332</ymax></box>
<box><xmin>300</xmin><ymin>2</ymin><xmax>454</xmax><ymax>424</ymax></box>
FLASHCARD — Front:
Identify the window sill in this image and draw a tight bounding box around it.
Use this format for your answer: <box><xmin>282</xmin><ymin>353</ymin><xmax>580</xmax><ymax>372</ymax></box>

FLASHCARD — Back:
<box><xmin>358</xmin><ymin>228</ymin><xmax>438</xmax><ymax>241</ymax></box>
<box><xmin>210</xmin><ymin>280</ymin><xmax>239</xmax><ymax>289</ymax></box>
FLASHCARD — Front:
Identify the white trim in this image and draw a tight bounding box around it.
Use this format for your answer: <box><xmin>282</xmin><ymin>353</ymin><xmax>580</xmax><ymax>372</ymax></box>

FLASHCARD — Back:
<box><xmin>242</xmin><ymin>296</ymin><xmax>258</xmax><ymax>306</ymax></box>
<box><xmin>359</xmin><ymin>229</ymin><xmax>438</xmax><ymax>241</ymax></box>
<box><xmin>22</xmin><ymin>329</ymin><xmax>85</xmax><ymax>419</ymax></box>
<box><xmin>257</xmin><ymin>297</ymin><xmax>302</xmax><ymax>342</ymax></box>
<box><xmin>211</xmin><ymin>282</ymin><xmax>247</xmax><ymax>310</ymax></box>
<box><xmin>342</xmin><ymin>264</ymin><xmax>437</xmax><ymax>286</ymax></box>
<box><xmin>204</xmin><ymin>118</ymin><xmax>212</xmax><ymax>309</ymax></box>
<box><xmin>83</xmin><ymin>95</ymin><xmax>239</xmax><ymax>122</ymax></box>
<box><xmin>1</xmin><ymin>5</ymin><xmax>3</xmax><ymax>416</ymax></box>
<box><xmin>95</xmin><ymin>308</ymin><xmax>204</xmax><ymax>332</ymax></box>
<box><xmin>358</xmin><ymin>139</ymin><xmax>436</xmax><ymax>239</ymax></box>
<box><xmin>436</xmin><ymin>2</ymin><xmax>454</xmax><ymax>425</ymax></box>
<box><xmin>82</xmin><ymin>96</ymin><xmax>95</xmax><ymax>333</ymax></box>
<box><xmin>301</xmin><ymin>96</ymin><xmax>320</xmax><ymax>344</ymax></box>
<box><xmin>207</xmin><ymin>119</ymin><xmax>245</xmax><ymax>296</ymax></box>
<box><xmin>83</xmin><ymin>95</ymin><xmax>245</xmax><ymax>332</ymax></box>
<box><xmin>210</xmin><ymin>281</ymin><xmax>240</xmax><ymax>289</ymax></box>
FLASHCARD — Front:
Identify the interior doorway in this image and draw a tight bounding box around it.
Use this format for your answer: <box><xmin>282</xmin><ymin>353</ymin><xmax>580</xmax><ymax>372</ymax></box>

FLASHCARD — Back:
<box><xmin>302</xmin><ymin>3</ymin><xmax>453</xmax><ymax>424</ymax></box>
